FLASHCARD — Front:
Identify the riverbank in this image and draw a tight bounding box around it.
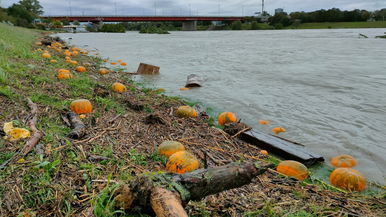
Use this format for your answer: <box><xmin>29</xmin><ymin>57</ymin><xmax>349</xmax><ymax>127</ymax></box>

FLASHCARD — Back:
<box><xmin>0</xmin><ymin>23</ymin><xmax>385</xmax><ymax>216</ymax></box>
<box><xmin>291</xmin><ymin>21</ymin><xmax>386</xmax><ymax>29</ymax></box>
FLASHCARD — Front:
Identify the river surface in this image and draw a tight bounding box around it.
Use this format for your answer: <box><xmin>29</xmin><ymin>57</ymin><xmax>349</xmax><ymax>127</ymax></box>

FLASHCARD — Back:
<box><xmin>58</xmin><ymin>29</ymin><xmax>386</xmax><ymax>185</ymax></box>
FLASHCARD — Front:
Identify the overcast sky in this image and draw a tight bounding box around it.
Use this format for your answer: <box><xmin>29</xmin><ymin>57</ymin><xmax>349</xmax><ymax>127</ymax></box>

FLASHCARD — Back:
<box><xmin>1</xmin><ymin>0</ymin><xmax>385</xmax><ymax>16</ymax></box>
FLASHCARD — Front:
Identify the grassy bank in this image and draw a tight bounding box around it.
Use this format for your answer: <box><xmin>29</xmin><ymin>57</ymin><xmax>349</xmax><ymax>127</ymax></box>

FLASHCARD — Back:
<box><xmin>0</xmin><ymin>23</ymin><xmax>385</xmax><ymax>216</ymax></box>
<box><xmin>292</xmin><ymin>21</ymin><xmax>386</xmax><ymax>29</ymax></box>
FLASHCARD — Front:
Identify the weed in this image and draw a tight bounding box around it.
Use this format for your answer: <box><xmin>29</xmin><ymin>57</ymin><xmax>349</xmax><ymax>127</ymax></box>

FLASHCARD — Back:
<box><xmin>128</xmin><ymin>149</ymin><xmax>148</xmax><ymax>166</ymax></box>
<box><xmin>30</xmin><ymin>92</ymin><xmax>68</xmax><ymax>109</ymax></box>
<box><xmin>150</xmin><ymin>152</ymin><xmax>168</xmax><ymax>165</ymax></box>
<box><xmin>95</xmin><ymin>96</ymin><xmax>126</xmax><ymax>114</ymax></box>
<box><xmin>0</xmin><ymin>67</ymin><xmax>8</xmax><ymax>84</ymax></box>
<box><xmin>0</xmin><ymin>86</ymin><xmax>14</xmax><ymax>98</ymax></box>
<box><xmin>0</xmin><ymin>151</ymin><xmax>14</xmax><ymax>165</ymax></box>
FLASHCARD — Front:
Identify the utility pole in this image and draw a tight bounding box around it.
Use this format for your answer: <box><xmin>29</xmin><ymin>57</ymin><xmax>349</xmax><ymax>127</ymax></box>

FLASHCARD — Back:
<box><xmin>262</xmin><ymin>0</ymin><xmax>265</xmax><ymax>15</ymax></box>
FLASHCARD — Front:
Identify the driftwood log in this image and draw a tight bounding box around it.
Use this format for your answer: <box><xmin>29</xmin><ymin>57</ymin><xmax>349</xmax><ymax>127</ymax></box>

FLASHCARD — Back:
<box><xmin>114</xmin><ymin>161</ymin><xmax>273</xmax><ymax>216</ymax></box>
<box><xmin>185</xmin><ymin>74</ymin><xmax>203</xmax><ymax>87</ymax></box>
<box><xmin>66</xmin><ymin>112</ymin><xmax>86</xmax><ymax>139</ymax></box>
<box><xmin>137</xmin><ymin>63</ymin><xmax>160</xmax><ymax>75</ymax></box>
<box><xmin>123</xmin><ymin>93</ymin><xmax>144</xmax><ymax>111</ymax></box>
<box><xmin>224</xmin><ymin>123</ymin><xmax>324</xmax><ymax>166</ymax></box>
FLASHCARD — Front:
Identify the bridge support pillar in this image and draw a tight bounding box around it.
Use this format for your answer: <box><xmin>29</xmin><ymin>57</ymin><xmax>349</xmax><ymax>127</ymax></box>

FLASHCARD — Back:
<box><xmin>182</xmin><ymin>21</ymin><xmax>197</xmax><ymax>31</ymax></box>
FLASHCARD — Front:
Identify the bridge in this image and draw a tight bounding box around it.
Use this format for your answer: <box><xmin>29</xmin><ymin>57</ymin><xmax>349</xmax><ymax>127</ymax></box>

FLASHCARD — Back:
<box><xmin>41</xmin><ymin>16</ymin><xmax>246</xmax><ymax>31</ymax></box>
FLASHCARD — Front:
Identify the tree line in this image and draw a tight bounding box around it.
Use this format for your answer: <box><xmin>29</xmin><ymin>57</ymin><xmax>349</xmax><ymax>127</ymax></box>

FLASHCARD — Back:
<box><xmin>269</xmin><ymin>8</ymin><xmax>386</xmax><ymax>28</ymax></box>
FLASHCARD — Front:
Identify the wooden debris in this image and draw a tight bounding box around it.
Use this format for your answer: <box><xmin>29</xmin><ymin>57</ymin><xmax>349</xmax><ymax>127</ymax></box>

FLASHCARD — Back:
<box><xmin>144</xmin><ymin>112</ymin><xmax>168</xmax><ymax>125</ymax></box>
<box><xmin>66</xmin><ymin>112</ymin><xmax>86</xmax><ymax>139</ymax></box>
<box><xmin>123</xmin><ymin>93</ymin><xmax>144</xmax><ymax>111</ymax></box>
<box><xmin>94</xmin><ymin>84</ymin><xmax>110</xmax><ymax>98</ymax></box>
<box><xmin>21</xmin><ymin>98</ymin><xmax>44</xmax><ymax>156</ymax></box>
<box><xmin>185</xmin><ymin>74</ymin><xmax>203</xmax><ymax>87</ymax></box>
<box><xmin>238</xmin><ymin>129</ymin><xmax>324</xmax><ymax>166</ymax></box>
<box><xmin>113</xmin><ymin>161</ymin><xmax>273</xmax><ymax>214</ymax></box>
<box><xmin>137</xmin><ymin>63</ymin><xmax>160</xmax><ymax>75</ymax></box>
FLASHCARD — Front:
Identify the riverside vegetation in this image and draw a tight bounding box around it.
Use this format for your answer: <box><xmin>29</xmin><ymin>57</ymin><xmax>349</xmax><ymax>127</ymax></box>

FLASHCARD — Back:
<box><xmin>0</xmin><ymin>23</ymin><xmax>385</xmax><ymax>216</ymax></box>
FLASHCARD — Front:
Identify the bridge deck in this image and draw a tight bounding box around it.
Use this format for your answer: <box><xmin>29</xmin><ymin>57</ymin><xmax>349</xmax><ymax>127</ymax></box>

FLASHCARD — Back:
<box><xmin>42</xmin><ymin>16</ymin><xmax>245</xmax><ymax>22</ymax></box>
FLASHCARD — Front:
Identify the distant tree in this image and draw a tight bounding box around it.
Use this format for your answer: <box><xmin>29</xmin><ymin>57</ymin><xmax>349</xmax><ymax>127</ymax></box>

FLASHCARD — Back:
<box><xmin>19</xmin><ymin>0</ymin><xmax>43</xmax><ymax>16</ymax></box>
<box><xmin>374</xmin><ymin>9</ymin><xmax>386</xmax><ymax>21</ymax></box>
<box><xmin>62</xmin><ymin>19</ymin><xmax>70</xmax><ymax>25</ymax></box>
<box><xmin>7</xmin><ymin>3</ymin><xmax>34</xmax><ymax>26</ymax></box>
<box><xmin>231</xmin><ymin>21</ymin><xmax>242</xmax><ymax>30</ymax></box>
<box><xmin>73</xmin><ymin>20</ymin><xmax>80</xmax><ymax>25</ymax></box>
<box><xmin>269</xmin><ymin>12</ymin><xmax>291</xmax><ymax>27</ymax></box>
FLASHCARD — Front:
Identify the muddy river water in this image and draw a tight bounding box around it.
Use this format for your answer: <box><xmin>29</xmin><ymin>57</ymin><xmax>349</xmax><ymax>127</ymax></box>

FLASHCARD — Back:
<box><xmin>58</xmin><ymin>28</ymin><xmax>386</xmax><ymax>184</ymax></box>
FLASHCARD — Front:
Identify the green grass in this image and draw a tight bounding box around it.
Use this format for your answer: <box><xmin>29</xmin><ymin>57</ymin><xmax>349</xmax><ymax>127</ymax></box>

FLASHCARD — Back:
<box><xmin>292</xmin><ymin>21</ymin><xmax>386</xmax><ymax>29</ymax></box>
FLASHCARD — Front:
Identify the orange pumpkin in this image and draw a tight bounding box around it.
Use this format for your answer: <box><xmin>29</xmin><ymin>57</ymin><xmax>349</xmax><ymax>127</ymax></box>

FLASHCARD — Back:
<box><xmin>58</xmin><ymin>69</ymin><xmax>70</xmax><ymax>73</ymax></box>
<box><xmin>330</xmin><ymin>168</ymin><xmax>366</xmax><ymax>192</ymax></box>
<box><xmin>180</xmin><ymin>87</ymin><xmax>189</xmax><ymax>91</ymax></box>
<box><xmin>50</xmin><ymin>59</ymin><xmax>58</xmax><ymax>63</ymax></box>
<box><xmin>57</xmin><ymin>71</ymin><xmax>73</xmax><ymax>79</ymax></box>
<box><xmin>75</xmin><ymin>66</ymin><xmax>87</xmax><ymax>73</ymax></box>
<box><xmin>166</xmin><ymin>151</ymin><xmax>200</xmax><ymax>174</ymax></box>
<box><xmin>260</xmin><ymin>150</ymin><xmax>269</xmax><ymax>155</ymax></box>
<box><xmin>70</xmin><ymin>99</ymin><xmax>93</xmax><ymax>114</ymax></box>
<box><xmin>330</xmin><ymin>155</ymin><xmax>358</xmax><ymax>168</ymax></box>
<box><xmin>99</xmin><ymin>68</ymin><xmax>110</xmax><ymax>75</ymax></box>
<box><xmin>71</xmin><ymin>47</ymin><xmax>80</xmax><ymax>51</ymax></box>
<box><xmin>110</xmin><ymin>62</ymin><xmax>117</xmax><ymax>65</ymax></box>
<box><xmin>276</xmin><ymin>160</ymin><xmax>309</xmax><ymax>181</ymax></box>
<box><xmin>64</xmin><ymin>50</ymin><xmax>72</xmax><ymax>56</ymax></box>
<box><xmin>42</xmin><ymin>52</ymin><xmax>51</xmax><ymax>58</ymax></box>
<box><xmin>71</xmin><ymin>51</ymin><xmax>79</xmax><ymax>56</ymax></box>
<box><xmin>176</xmin><ymin>105</ymin><xmax>197</xmax><ymax>118</ymax></box>
<box><xmin>272</xmin><ymin>127</ymin><xmax>286</xmax><ymax>135</ymax></box>
<box><xmin>120</xmin><ymin>62</ymin><xmax>127</xmax><ymax>66</ymax></box>
<box><xmin>158</xmin><ymin>141</ymin><xmax>185</xmax><ymax>158</ymax></box>
<box><xmin>259</xmin><ymin>120</ymin><xmax>270</xmax><ymax>125</ymax></box>
<box><xmin>65</xmin><ymin>56</ymin><xmax>71</xmax><ymax>60</ymax></box>
<box><xmin>218</xmin><ymin>112</ymin><xmax>237</xmax><ymax>126</ymax></box>
<box><xmin>112</xmin><ymin>82</ymin><xmax>126</xmax><ymax>93</ymax></box>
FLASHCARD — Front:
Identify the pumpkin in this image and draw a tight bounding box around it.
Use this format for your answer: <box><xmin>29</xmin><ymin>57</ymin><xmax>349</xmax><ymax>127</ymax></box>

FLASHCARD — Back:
<box><xmin>272</xmin><ymin>127</ymin><xmax>286</xmax><ymax>134</ymax></box>
<box><xmin>57</xmin><ymin>71</ymin><xmax>73</xmax><ymax>79</ymax></box>
<box><xmin>65</xmin><ymin>56</ymin><xmax>71</xmax><ymax>60</ymax></box>
<box><xmin>3</xmin><ymin>122</ymin><xmax>31</xmax><ymax>142</ymax></box>
<box><xmin>35</xmin><ymin>41</ymin><xmax>42</xmax><ymax>46</ymax></box>
<box><xmin>71</xmin><ymin>47</ymin><xmax>80</xmax><ymax>51</ymax></box>
<box><xmin>180</xmin><ymin>87</ymin><xmax>189</xmax><ymax>91</ymax></box>
<box><xmin>42</xmin><ymin>52</ymin><xmax>51</xmax><ymax>58</ymax></box>
<box><xmin>50</xmin><ymin>59</ymin><xmax>58</xmax><ymax>63</ymax></box>
<box><xmin>69</xmin><ymin>60</ymin><xmax>78</xmax><ymax>65</ymax></box>
<box><xmin>120</xmin><ymin>62</ymin><xmax>127</xmax><ymax>66</ymax></box>
<box><xmin>80</xmin><ymin>50</ymin><xmax>88</xmax><ymax>54</ymax></box>
<box><xmin>71</xmin><ymin>51</ymin><xmax>79</xmax><ymax>56</ymax></box>
<box><xmin>79</xmin><ymin>114</ymin><xmax>86</xmax><ymax>119</ymax></box>
<box><xmin>70</xmin><ymin>99</ymin><xmax>93</xmax><ymax>114</ymax></box>
<box><xmin>112</xmin><ymin>82</ymin><xmax>126</xmax><ymax>93</ymax></box>
<box><xmin>99</xmin><ymin>68</ymin><xmax>110</xmax><ymax>75</ymax></box>
<box><xmin>330</xmin><ymin>155</ymin><xmax>358</xmax><ymax>168</ymax></box>
<box><xmin>166</xmin><ymin>151</ymin><xmax>200</xmax><ymax>174</ymax></box>
<box><xmin>260</xmin><ymin>150</ymin><xmax>269</xmax><ymax>155</ymax></box>
<box><xmin>75</xmin><ymin>66</ymin><xmax>86</xmax><ymax>73</ymax></box>
<box><xmin>259</xmin><ymin>120</ymin><xmax>270</xmax><ymax>125</ymax></box>
<box><xmin>110</xmin><ymin>62</ymin><xmax>117</xmax><ymax>65</ymax></box>
<box><xmin>58</xmin><ymin>69</ymin><xmax>70</xmax><ymax>73</ymax></box>
<box><xmin>218</xmin><ymin>112</ymin><xmax>237</xmax><ymax>126</ymax></box>
<box><xmin>64</xmin><ymin>50</ymin><xmax>72</xmax><ymax>56</ymax></box>
<box><xmin>276</xmin><ymin>160</ymin><xmax>309</xmax><ymax>181</ymax></box>
<box><xmin>158</xmin><ymin>141</ymin><xmax>186</xmax><ymax>158</ymax></box>
<box><xmin>330</xmin><ymin>168</ymin><xmax>366</xmax><ymax>192</ymax></box>
<box><xmin>176</xmin><ymin>105</ymin><xmax>197</xmax><ymax>118</ymax></box>
<box><xmin>117</xmin><ymin>60</ymin><xmax>122</xmax><ymax>62</ymax></box>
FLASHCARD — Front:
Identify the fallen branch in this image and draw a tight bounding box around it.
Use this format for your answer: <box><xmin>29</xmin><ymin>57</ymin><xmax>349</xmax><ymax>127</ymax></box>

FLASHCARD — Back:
<box><xmin>113</xmin><ymin>161</ymin><xmax>273</xmax><ymax>215</ymax></box>
<box><xmin>66</xmin><ymin>111</ymin><xmax>86</xmax><ymax>139</ymax></box>
<box><xmin>21</xmin><ymin>98</ymin><xmax>44</xmax><ymax>156</ymax></box>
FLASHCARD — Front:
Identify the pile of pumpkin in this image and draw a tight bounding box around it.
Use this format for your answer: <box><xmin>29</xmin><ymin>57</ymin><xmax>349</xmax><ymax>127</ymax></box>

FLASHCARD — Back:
<box><xmin>38</xmin><ymin>41</ymin><xmax>367</xmax><ymax>192</ymax></box>
<box><xmin>276</xmin><ymin>154</ymin><xmax>366</xmax><ymax>192</ymax></box>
